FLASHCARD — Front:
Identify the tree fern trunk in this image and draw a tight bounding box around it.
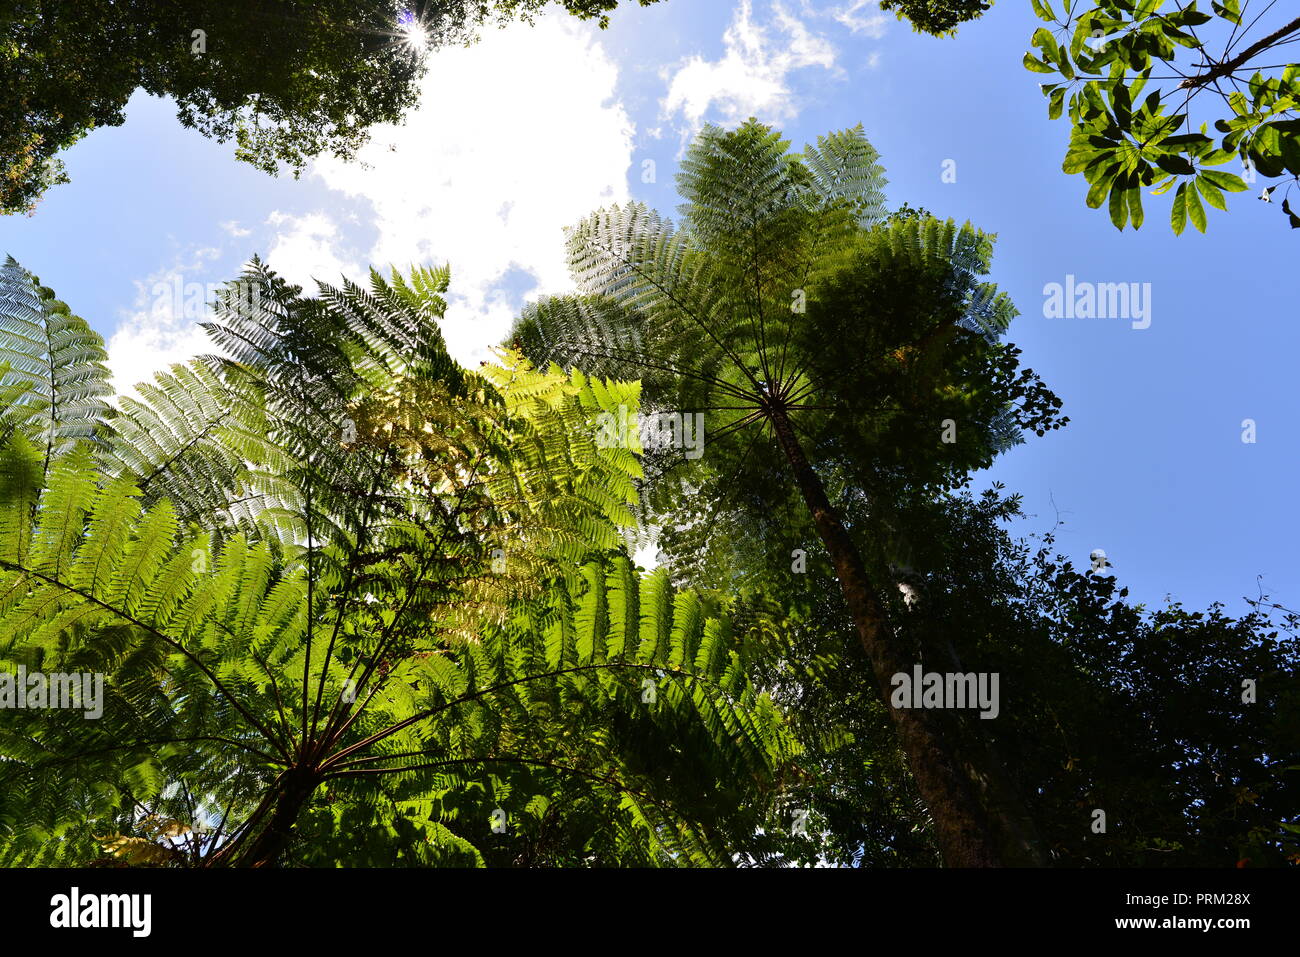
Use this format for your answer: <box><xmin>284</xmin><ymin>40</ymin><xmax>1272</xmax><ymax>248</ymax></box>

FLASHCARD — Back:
<box><xmin>233</xmin><ymin>768</ymin><xmax>320</xmax><ymax>868</ymax></box>
<box><xmin>923</xmin><ymin>627</ymin><xmax>1048</xmax><ymax>866</ymax></box>
<box><xmin>767</xmin><ymin>406</ymin><xmax>1041</xmax><ymax>867</ymax></box>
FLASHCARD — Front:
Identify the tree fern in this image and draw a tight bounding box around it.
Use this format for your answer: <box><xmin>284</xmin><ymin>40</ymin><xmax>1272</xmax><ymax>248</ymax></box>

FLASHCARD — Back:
<box><xmin>509</xmin><ymin>119</ymin><xmax>1067</xmax><ymax>866</ymax></box>
<box><xmin>0</xmin><ymin>257</ymin><xmax>796</xmax><ymax>868</ymax></box>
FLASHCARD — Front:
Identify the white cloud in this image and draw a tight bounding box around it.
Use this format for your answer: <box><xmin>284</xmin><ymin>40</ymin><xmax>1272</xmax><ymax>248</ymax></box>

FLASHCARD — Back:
<box><xmin>660</xmin><ymin>0</ymin><xmax>839</xmax><ymax>137</ymax></box>
<box><xmin>109</xmin><ymin>213</ymin><xmax>363</xmax><ymax>400</ymax></box>
<box><xmin>265</xmin><ymin>14</ymin><xmax>635</xmax><ymax>366</ymax></box>
<box><xmin>106</xmin><ymin>3</ymin><xmax>889</xmax><ymax>398</ymax></box>
<box><xmin>111</xmin><ymin>8</ymin><xmax>633</xmax><ymax>395</ymax></box>
<box><xmin>107</xmin><ymin>247</ymin><xmax>224</xmax><ymax>399</ymax></box>
<box><xmin>831</xmin><ymin>0</ymin><xmax>889</xmax><ymax>37</ymax></box>
<box><xmin>264</xmin><ymin>210</ymin><xmax>362</xmax><ymax>292</ymax></box>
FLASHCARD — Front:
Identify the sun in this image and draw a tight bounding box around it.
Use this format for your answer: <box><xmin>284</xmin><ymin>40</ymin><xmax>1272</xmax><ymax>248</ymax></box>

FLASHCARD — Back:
<box><xmin>397</xmin><ymin>10</ymin><xmax>430</xmax><ymax>52</ymax></box>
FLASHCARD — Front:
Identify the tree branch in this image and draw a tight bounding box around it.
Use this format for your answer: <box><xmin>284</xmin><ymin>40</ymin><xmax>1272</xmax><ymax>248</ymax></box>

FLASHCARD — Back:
<box><xmin>1180</xmin><ymin>16</ymin><xmax>1300</xmax><ymax>89</ymax></box>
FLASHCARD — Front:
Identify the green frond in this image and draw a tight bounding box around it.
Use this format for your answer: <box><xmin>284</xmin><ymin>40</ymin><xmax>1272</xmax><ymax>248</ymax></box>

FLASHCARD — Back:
<box><xmin>801</xmin><ymin>123</ymin><xmax>890</xmax><ymax>227</ymax></box>
<box><xmin>0</xmin><ymin>256</ymin><xmax>112</xmax><ymax>472</ymax></box>
<box><xmin>99</xmin><ymin>360</ymin><xmax>257</xmax><ymax>528</ymax></box>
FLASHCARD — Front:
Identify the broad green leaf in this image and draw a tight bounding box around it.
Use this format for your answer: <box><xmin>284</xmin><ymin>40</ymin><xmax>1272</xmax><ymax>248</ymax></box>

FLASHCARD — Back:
<box><xmin>1024</xmin><ymin>52</ymin><xmax>1055</xmax><ymax>73</ymax></box>
<box><xmin>1150</xmin><ymin>174</ymin><xmax>1178</xmax><ymax>195</ymax></box>
<box><xmin>1196</xmin><ymin>174</ymin><xmax>1228</xmax><ymax>211</ymax></box>
<box><xmin>1109</xmin><ymin>180</ymin><xmax>1129</xmax><ymax>228</ymax></box>
<box><xmin>1171</xmin><ymin>183</ymin><xmax>1188</xmax><ymax>234</ymax></box>
<box><xmin>1211</xmin><ymin>0</ymin><xmax>1242</xmax><ymax>25</ymax></box>
<box><xmin>1155</xmin><ymin>154</ymin><xmax>1195</xmax><ymax>175</ymax></box>
<box><xmin>1126</xmin><ymin>183</ymin><xmax>1145</xmax><ymax>228</ymax></box>
<box><xmin>1049</xmin><ymin>87</ymin><xmax>1067</xmax><ymax>120</ymax></box>
<box><xmin>1064</xmin><ymin>147</ymin><xmax>1105</xmax><ymax>174</ymax></box>
<box><xmin>1198</xmin><ymin>169</ymin><xmax>1247</xmax><ymax>192</ymax></box>
<box><xmin>1087</xmin><ymin>165</ymin><xmax>1121</xmax><ymax>208</ymax></box>
<box><xmin>1185</xmin><ymin>180</ymin><xmax>1208</xmax><ymax>231</ymax></box>
<box><xmin>1280</xmin><ymin>133</ymin><xmax>1300</xmax><ymax>175</ymax></box>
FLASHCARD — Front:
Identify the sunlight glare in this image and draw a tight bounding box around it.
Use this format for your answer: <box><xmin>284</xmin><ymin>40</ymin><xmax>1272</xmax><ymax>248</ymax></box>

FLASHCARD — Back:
<box><xmin>398</xmin><ymin>10</ymin><xmax>430</xmax><ymax>52</ymax></box>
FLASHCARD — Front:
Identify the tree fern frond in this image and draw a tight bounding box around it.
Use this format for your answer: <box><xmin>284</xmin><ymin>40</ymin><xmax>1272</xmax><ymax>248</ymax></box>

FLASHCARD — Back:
<box><xmin>0</xmin><ymin>256</ymin><xmax>112</xmax><ymax>473</ymax></box>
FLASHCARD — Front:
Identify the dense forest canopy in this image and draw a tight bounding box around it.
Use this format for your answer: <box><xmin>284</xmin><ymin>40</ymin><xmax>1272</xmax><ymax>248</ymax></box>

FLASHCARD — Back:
<box><xmin>1</xmin><ymin>0</ymin><xmax>664</xmax><ymax>214</ymax></box>
<box><xmin>0</xmin><ymin>0</ymin><xmax>1295</xmax><ymax>872</ymax></box>
<box><xmin>0</xmin><ymin>121</ymin><xmax>1294</xmax><ymax>867</ymax></box>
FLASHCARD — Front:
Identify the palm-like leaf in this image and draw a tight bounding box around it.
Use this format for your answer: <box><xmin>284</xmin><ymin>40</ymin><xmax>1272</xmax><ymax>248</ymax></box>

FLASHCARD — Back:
<box><xmin>0</xmin><ymin>255</ymin><xmax>112</xmax><ymax>474</ymax></box>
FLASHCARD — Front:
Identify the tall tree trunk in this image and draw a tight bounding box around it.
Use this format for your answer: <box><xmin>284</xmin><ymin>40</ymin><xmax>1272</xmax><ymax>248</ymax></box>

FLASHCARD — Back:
<box><xmin>767</xmin><ymin>405</ymin><xmax>1043</xmax><ymax>866</ymax></box>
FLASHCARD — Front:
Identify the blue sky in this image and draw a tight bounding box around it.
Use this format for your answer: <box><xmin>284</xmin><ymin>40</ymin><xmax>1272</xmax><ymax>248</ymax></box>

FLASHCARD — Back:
<box><xmin>2</xmin><ymin>0</ymin><xmax>1294</xmax><ymax>616</ymax></box>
